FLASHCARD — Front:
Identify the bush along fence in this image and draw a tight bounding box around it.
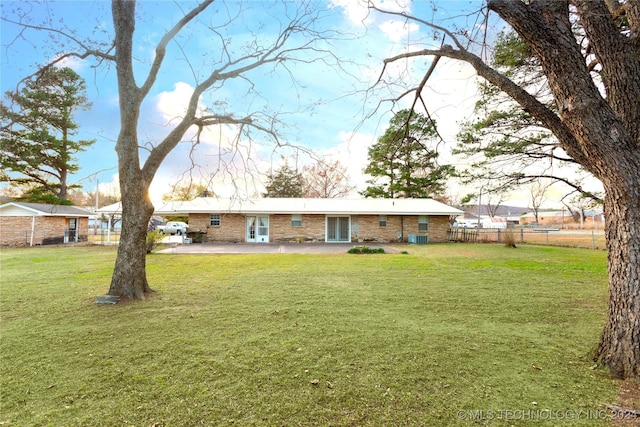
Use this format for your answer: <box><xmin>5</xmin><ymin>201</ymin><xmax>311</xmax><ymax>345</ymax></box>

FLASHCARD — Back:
<box><xmin>447</xmin><ymin>227</ymin><xmax>606</xmax><ymax>250</ymax></box>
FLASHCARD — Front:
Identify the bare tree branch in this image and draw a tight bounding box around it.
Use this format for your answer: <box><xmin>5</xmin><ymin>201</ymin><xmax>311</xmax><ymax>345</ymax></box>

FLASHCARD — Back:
<box><xmin>139</xmin><ymin>0</ymin><xmax>213</xmax><ymax>100</ymax></box>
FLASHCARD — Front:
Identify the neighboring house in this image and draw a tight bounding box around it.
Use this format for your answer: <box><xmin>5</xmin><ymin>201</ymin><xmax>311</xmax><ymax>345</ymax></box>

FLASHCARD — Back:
<box><xmin>454</xmin><ymin>215</ymin><xmax>508</xmax><ymax>229</ymax></box>
<box><xmin>99</xmin><ymin>197</ymin><xmax>462</xmax><ymax>244</ymax></box>
<box><xmin>463</xmin><ymin>204</ymin><xmax>530</xmax><ymax>227</ymax></box>
<box><xmin>0</xmin><ymin>202</ymin><xmax>92</xmax><ymax>247</ymax></box>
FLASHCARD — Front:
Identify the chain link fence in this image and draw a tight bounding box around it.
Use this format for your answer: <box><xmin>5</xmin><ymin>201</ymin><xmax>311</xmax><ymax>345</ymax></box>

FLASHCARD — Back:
<box><xmin>448</xmin><ymin>227</ymin><xmax>606</xmax><ymax>250</ymax></box>
<box><xmin>2</xmin><ymin>227</ymin><xmax>90</xmax><ymax>247</ymax></box>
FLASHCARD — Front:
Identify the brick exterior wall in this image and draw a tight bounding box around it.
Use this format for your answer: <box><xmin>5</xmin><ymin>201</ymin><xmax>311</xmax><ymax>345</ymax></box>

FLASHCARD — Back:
<box><xmin>271</xmin><ymin>214</ymin><xmax>326</xmax><ymax>242</ymax></box>
<box><xmin>352</xmin><ymin>214</ymin><xmax>450</xmax><ymax>243</ymax></box>
<box><xmin>188</xmin><ymin>213</ymin><xmax>246</xmax><ymax>242</ymax></box>
<box><xmin>0</xmin><ymin>216</ymin><xmax>89</xmax><ymax>247</ymax></box>
<box><xmin>186</xmin><ymin>212</ymin><xmax>452</xmax><ymax>243</ymax></box>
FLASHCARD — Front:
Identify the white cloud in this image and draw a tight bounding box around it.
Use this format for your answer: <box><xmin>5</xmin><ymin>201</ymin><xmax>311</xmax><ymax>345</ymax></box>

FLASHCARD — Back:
<box><xmin>53</xmin><ymin>56</ymin><xmax>86</xmax><ymax>72</ymax></box>
<box><xmin>156</xmin><ymin>81</ymin><xmax>199</xmax><ymax>121</ymax></box>
<box><xmin>329</xmin><ymin>0</ymin><xmax>372</xmax><ymax>25</ymax></box>
<box><xmin>330</xmin><ymin>0</ymin><xmax>412</xmax><ymax>27</ymax></box>
<box><xmin>98</xmin><ymin>173</ymin><xmax>121</xmax><ymax>201</ymax></box>
<box><xmin>378</xmin><ymin>20</ymin><xmax>419</xmax><ymax>42</ymax></box>
<box><xmin>155</xmin><ymin>82</ymin><xmax>254</xmax><ymax>151</ymax></box>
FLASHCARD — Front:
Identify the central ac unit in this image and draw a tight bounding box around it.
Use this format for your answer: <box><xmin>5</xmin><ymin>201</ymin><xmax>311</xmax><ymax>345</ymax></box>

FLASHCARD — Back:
<box><xmin>408</xmin><ymin>234</ymin><xmax>428</xmax><ymax>244</ymax></box>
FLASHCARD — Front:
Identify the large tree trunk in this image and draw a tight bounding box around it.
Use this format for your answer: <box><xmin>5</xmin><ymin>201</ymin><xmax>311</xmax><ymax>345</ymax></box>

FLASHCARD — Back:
<box><xmin>107</xmin><ymin>173</ymin><xmax>155</xmax><ymax>299</ymax></box>
<box><xmin>485</xmin><ymin>0</ymin><xmax>640</xmax><ymax>379</ymax></box>
<box><xmin>597</xmin><ymin>182</ymin><xmax>640</xmax><ymax>379</ymax></box>
<box><xmin>107</xmin><ymin>0</ymin><xmax>154</xmax><ymax>300</ymax></box>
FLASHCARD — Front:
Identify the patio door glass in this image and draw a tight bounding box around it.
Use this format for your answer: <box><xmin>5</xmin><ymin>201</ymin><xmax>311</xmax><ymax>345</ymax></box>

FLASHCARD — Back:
<box><xmin>247</xmin><ymin>217</ymin><xmax>256</xmax><ymax>241</ymax></box>
<box><xmin>246</xmin><ymin>216</ymin><xmax>269</xmax><ymax>243</ymax></box>
<box><xmin>326</xmin><ymin>216</ymin><xmax>350</xmax><ymax>242</ymax></box>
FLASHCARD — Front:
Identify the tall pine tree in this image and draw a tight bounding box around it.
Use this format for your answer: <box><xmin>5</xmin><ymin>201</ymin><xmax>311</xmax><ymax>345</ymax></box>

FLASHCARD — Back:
<box><xmin>1</xmin><ymin>67</ymin><xmax>94</xmax><ymax>203</ymax></box>
<box><xmin>361</xmin><ymin>109</ymin><xmax>454</xmax><ymax>198</ymax></box>
<box><xmin>263</xmin><ymin>162</ymin><xmax>304</xmax><ymax>198</ymax></box>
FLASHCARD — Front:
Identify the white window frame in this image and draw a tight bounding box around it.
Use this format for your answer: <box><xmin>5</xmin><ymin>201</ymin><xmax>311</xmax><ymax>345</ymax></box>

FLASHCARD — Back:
<box><xmin>379</xmin><ymin>215</ymin><xmax>387</xmax><ymax>227</ymax></box>
<box><xmin>210</xmin><ymin>214</ymin><xmax>221</xmax><ymax>227</ymax></box>
<box><xmin>418</xmin><ymin>215</ymin><xmax>429</xmax><ymax>232</ymax></box>
<box><xmin>291</xmin><ymin>214</ymin><xmax>302</xmax><ymax>227</ymax></box>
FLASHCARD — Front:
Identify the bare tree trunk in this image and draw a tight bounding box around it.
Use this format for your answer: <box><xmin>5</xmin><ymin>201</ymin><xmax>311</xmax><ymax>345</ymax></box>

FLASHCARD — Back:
<box><xmin>108</xmin><ymin>187</ymin><xmax>154</xmax><ymax>299</ymax></box>
<box><xmin>107</xmin><ymin>0</ymin><xmax>152</xmax><ymax>299</ymax></box>
<box><xmin>597</xmin><ymin>183</ymin><xmax>640</xmax><ymax>379</ymax></box>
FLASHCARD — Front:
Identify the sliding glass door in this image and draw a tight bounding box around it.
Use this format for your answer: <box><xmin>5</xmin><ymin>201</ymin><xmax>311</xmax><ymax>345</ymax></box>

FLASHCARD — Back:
<box><xmin>326</xmin><ymin>216</ymin><xmax>350</xmax><ymax>242</ymax></box>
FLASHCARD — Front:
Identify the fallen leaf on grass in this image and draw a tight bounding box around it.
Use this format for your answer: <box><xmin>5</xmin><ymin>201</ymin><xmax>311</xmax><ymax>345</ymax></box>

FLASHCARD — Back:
<box><xmin>311</xmin><ymin>379</ymin><xmax>319</xmax><ymax>386</ymax></box>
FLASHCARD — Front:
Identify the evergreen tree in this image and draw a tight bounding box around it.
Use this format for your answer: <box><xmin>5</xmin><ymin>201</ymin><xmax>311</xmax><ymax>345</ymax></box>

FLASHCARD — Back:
<box><xmin>1</xmin><ymin>67</ymin><xmax>95</xmax><ymax>202</ymax></box>
<box><xmin>361</xmin><ymin>109</ymin><xmax>454</xmax><ymax>198</ymax></box>
<box><xmin>263</xmin><ymin>162</ymin><xmax>304</xmax><ymax>198</ymax></box>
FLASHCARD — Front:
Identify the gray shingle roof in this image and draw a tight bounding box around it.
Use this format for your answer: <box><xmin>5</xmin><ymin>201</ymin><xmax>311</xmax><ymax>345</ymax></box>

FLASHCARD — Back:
<box><xmin>0</xmin><ymin>202</ymin><xmax>92</xmax><ymax>217</ymax></box>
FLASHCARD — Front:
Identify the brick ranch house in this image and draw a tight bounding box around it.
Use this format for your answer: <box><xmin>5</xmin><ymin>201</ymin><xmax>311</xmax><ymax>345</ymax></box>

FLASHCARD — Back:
<box><xmin>99</xmin><ymin>197</ymin><xmax>462</xmax><ymax>244</ymax></box>
<box><xmin>0</xmin><ymin>202</ymin><xmax>92</xmax><ymax>247</ymax></box>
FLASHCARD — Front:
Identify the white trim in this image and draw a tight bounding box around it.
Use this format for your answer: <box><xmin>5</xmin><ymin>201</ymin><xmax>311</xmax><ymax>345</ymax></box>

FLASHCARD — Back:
<box><xmin>30</xmin><ymin>216</ymin><xmax>35</xmax><ymax>247</ymax></box>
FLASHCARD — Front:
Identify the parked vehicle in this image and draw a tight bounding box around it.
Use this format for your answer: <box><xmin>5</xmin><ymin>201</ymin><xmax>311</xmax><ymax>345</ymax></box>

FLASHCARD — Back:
<box><xmin>453</xmin><ymin>220</ymin><xmax>478</xmax><ymax>228</ymax></box>
<box><xmin>158</xmin><ymin>221</ymin><xmax>188</xmax><ymax>235</ymax></box>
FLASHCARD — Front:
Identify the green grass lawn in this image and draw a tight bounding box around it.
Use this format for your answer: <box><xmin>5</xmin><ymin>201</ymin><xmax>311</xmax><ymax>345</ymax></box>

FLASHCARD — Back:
<box><xmin>0</xmin><ymin>244</ymin><xmax>619</xmax><ymax>426</ymax></box>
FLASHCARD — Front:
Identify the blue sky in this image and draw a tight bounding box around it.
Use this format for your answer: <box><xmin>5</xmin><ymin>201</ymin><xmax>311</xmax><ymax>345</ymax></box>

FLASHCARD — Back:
<box><xmin>2</xmin><ymin>0</ymin><xmax>570</xmax><ymax>206</ymax></box>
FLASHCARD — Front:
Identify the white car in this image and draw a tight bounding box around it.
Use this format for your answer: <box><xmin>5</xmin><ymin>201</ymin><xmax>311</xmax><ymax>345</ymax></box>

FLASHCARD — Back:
<box><xmin>159</xmin><ymin>221</ymin><xmax>188</xmax><ymax>235</ymax></box>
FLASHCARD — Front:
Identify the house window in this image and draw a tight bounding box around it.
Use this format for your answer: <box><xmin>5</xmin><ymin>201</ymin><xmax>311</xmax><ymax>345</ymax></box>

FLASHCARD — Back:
<box><xmin>291</xmin><ymin>214</ymin><xmax>302</xmax><ymax>227</ymax></box>
<box><xmin>379</xmin><ymin>215</ymin><xmax>387</xmax><ymax>227</ymax></box>
<box><xmin>418</xmin><ymin>216</ymin><xmax>429</xmax><ymax>231</ymax></box>
<box><xmin>210</xmin><ymin>214</ymin><xmax>221</xmax><ymax>227</ymax></box>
